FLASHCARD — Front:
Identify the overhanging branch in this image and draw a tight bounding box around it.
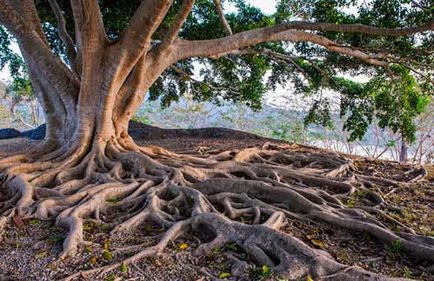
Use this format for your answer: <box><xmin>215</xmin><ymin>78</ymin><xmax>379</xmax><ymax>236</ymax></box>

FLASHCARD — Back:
<box><xmin>177</xmin><ymin>30</ymin><xmax>387</xmax><ymax>67</ymax></box>
<box><xmin>175</xmin><ymin>20</ymin><xmax>433</xmax><ymax>62</ymax></box>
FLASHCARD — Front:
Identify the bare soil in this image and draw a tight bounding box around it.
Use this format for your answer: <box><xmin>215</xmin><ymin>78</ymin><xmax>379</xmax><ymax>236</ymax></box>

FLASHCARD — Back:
<box><xmin>0</xmin><ymin>122</ymin><xmax>432</xmax><ymax>281</ymax></box>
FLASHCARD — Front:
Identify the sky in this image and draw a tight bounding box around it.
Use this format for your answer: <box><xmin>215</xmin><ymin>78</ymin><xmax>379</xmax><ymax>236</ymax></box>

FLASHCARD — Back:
<box><xmin>226</xmin><ymin>0</ymin><xmax>277</xmax><ymax>14</ymax></box>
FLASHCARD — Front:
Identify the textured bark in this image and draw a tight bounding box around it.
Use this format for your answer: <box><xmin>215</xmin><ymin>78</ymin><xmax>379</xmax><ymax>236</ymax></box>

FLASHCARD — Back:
<box><xmin>0</xmin><ymin>1</ymin><xmax>433</xmax><ymax>280</ymax></box>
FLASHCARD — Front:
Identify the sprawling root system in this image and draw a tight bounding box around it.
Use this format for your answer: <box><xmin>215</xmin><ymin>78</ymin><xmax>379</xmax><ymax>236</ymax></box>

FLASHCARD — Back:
<box><xmin>0</xmin><ymin>139</ymin><xmax>432</xmax><ymax>280</ymax></box>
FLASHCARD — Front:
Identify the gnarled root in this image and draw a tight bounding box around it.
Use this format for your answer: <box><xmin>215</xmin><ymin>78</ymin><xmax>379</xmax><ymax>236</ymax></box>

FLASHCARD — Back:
<box><xmin>0</xmin><ymin>140</ymin><xmax>432</xmax><ymax>280</ymax></box>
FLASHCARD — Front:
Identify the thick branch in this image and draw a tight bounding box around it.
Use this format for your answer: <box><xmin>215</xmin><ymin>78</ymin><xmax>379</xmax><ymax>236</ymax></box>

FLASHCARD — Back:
<box><xmin>0</xmin><ymin>0</ymin><xmax>79</xmax><ymax>101</ymax></box>
<box><xmin>213</xmin><ymin>0</ymin><xmax>232</xmax><ymax>35</ymax></box>
<box><xmin>70</xmin><ymin>0</ymin><xmax>107</xmax><ymax>70</ymax></box>
<box><xmin>112</xmin><ymin>0</ymin><xmax>172</xmax><ymax>70</ymax></box>
<box><xmin>175</xmin><ymin>20</ymin><xmax>433</xmax><ymax>61</ymax></box>
<box><xmin>48</xmin><ymin>0</ymin><xmax>77</xmax><ymax>73</ymax></box>
<box><xmin>6</xmin><ymin>0</ymin><xmax>49</xmax><ymax>45</ymax></box>
<box><xmin>177</xmin><ymin>30</ymin><xmax>387</xmax><ymax>66</ymax></box>
<box><xmin>161</xmin><ymin>0</ymin><xmax>195</xmax><ymax>48</ymax></box>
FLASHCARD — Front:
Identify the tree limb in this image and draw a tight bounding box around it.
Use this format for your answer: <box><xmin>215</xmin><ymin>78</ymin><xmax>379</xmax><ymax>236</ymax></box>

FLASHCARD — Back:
<box><xmin>112</xmin><ymin>0</ymin><xmax>173</xmax><ymax>71</ymax></box>
<box><xmin>213</xmin><ymin>0</ymin><xmax>232</xmax><ymax>35</ymax></box>
<box><xmin>70</xmin><ymin>0</ymin><xmax>107</xmax><ymax>70</ymax></box>
<box><xmin>48</xmin><ymin>0</ymin><xmax>77</xmax><ymax>73</ymax></box>
<box><xmin>6</xmin><ymin>0</ymin><xmax>49</xmax><ymax>46</ymax></box>
<box><xmin>161</xmin><ymin>0</ymin><xmax>195</xmax><ymax>49</ymax></box>
<box><xmin>175</xmin><ymin>19</ymin><xmax>433</xmax><ymax>61</ymax></box>
<box><xmin>0</xmin><ymin>0</ymin><xmax>79</xmax><ymax>100</ymax></box>
<box><xmin>177</xmin><ymin>30</ymin><xmax>387</xmax><ymax>66</ymax></box>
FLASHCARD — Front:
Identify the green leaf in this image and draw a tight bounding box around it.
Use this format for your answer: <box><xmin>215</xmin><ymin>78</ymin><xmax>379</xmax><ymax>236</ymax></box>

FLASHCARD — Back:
<box><xmin>102</xmin><ymin>250</ymin><xmax>113</xmax><ymax>261</ymax></box>
<box><xmin>219</xmin><ymin>272</ymin><xmax>231</xmax><ymax>279</ymax></box>
<box><xmin>120</xmin><ymin>262</ymin><xmax>128</xmax><ymax>273</ymax></box>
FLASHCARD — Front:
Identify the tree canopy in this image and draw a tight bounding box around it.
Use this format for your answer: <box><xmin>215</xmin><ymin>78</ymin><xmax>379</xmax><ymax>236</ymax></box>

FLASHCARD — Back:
<box><xmin>0</xmin><ymin>0</ymin><xmax>432</xmax><ymax>142</ymax></box>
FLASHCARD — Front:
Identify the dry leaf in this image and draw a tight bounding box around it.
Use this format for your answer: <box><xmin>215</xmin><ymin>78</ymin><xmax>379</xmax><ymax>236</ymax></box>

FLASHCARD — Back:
<box><xmin>310</xmin><ymin>239</ymin><xmax>327</xmax><ymax>249</ymax></box>
<box><xmin>178</xmin><ymin>242</ymin><xmax>189</xmax><ymax>250</ymax></box>
<box><xmin>13</xmin><ymin>215</ymin><xmax>25</xmax><ymax>229</ymax></box>
<box><xmin>219</xmin><ymin>272</ymin><xmax>231</xmax><ymax>279</ymax></box>
<box><xmin>35</xmin><ymin>250</ymin><xmax>48</xmax><ymax>259</ymax></box>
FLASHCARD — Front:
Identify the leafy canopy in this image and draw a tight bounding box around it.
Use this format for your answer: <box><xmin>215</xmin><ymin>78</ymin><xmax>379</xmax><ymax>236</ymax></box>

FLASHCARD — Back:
<box><xmin>0</xmin><ymin>0</ymin><xmax>432</xmax><ymax>142</ymax></box>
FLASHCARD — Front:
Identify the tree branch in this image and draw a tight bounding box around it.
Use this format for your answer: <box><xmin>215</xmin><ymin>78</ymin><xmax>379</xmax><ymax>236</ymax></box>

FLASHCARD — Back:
<box><xmin>213</xmin><ymin>0</ymin><xmax>232</xmax><ymax>35</ymax></box>
<box><xmin>113</xmin><ymin>0</ymin><xmax>173</xmax><ymax>62</ymax></box>
<box><xmin>0</xmin><ymin>0</ymin><xmax>79</xmax><ymax>100</ymax></box>
<box><xmin>175</xmin><ymin>20</ymin><xmax>433</xmax><ymax>59</ymax></box>
<box><xmin>70</xmin><ymin>0</ymin><xmax>107</xmax><ymax>71</ymax></box>
<box><xmin>48</xmin><ymin>0</ymin><xmax>77</xmax><ymax>73</ymax></box>
<box><xmin>6</xmin><ymin>0</ymin><xmax>49</xmax><ymax>46</ymax></box>
<box><xmin>161</xmin><ymin>0</ymin><xmax>195</xmax><ymax>48</ymax></box>
<box><xmin>177</xmin><ymin>30</ymin><xmax>387</xmax><ymax>66</ymax></box>
<box><xmin>174</xmin><ymin>18</ymin><xmax>434</xmax><ymax>66</ymax></box>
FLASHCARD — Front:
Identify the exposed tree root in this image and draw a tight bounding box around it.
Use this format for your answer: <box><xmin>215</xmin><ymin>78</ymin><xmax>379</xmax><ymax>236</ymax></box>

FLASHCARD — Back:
<box><xmin>0</xmin><ymin>140</ymin><xmax>432</xmax><ymax>280</ymax></box>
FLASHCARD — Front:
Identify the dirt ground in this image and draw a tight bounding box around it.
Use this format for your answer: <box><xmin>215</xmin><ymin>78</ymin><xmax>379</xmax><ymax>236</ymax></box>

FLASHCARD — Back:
<box><xmin>0</xmin><ymin>123</ymin><xmax>433</xmax><ymax>281</ymax></box>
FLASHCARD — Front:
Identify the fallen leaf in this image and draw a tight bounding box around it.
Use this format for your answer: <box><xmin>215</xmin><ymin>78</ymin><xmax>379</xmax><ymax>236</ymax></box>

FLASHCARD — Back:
<box><xmin>310</xmin><ymin>239</ymin><xmax>327</xmax><ymax>249</ymax></box>
<box><xmin>178</xmin><ymin>242</ymin><xmax>189</xmax><ymax>250</ymax></box>
<box><xmin>35</xmin><ymin>250</ymin><xmax>48</xmax><ymax>259</ymax></box>
<box><xmin>13</xmin><ymin>214</ymin><xmax>25</xmax><ymax>229</ymax></box>
<box><xmin>120</xmin><ymin>262</ymin><xmax>128</xmax><ymax>273</ymax></box>
<box><xmin>219</xmin><ymin>272</ymin><xmax>231</xmax><ymax>279</ymax></box>
<box><xmin>89</xmin><ymin>256</ymin><xmax>98</xmax><ymax>266</ymax></box>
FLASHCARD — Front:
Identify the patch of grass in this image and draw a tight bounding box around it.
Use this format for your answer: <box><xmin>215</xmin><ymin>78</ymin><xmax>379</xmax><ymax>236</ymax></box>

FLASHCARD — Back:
<box><xmin>388</xmin><ymin>240</ymin><xmax>402</xmax><ymax>257</ymax></box>
<box><xmin>401</xmin><ymin>266</ymin><xmax>413</xmax><ymax>279</ymax></box>
<box><xmin>249</xmin><ymin>264</ymin><xmax>272</xmax><ymax>280</ymax></box>
<box><xmin>120</xmin><ymin>262</ymin><xmax>128</xmax><ymax>273</ymax></box>
<box><xmin>225</xmin><ymin>242</ymin><xmax>241</xmax><ymax>252</ymax></box>
<box><xmin>45</xmin><ymin>234</ymin><xmax>64</xmax><ymax>244</ymax></box>
<box><xmin>28</xmin><ymin>218</ymin><xmax>41</xmax><ymax>225</ymax></box>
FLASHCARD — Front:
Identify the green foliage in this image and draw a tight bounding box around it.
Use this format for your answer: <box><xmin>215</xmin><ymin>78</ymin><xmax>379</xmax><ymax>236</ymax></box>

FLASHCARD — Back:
<box><xmin>249</xmin><ymin>264</ymin><xmax>273</xmax><ymax>279</ymax></box>
<box><xmin>390</xmin><ymin>239</ymin><xmax>402</xmax><ymax>254</ymax></box>
<box><xmin>338</xmin><ymin>65</ymin><xmax>430</xmax><ymax>142</ymax></box>
<box><xmin>102</xmin><ymin>250</ymin><xmax>113</xmax><ymax>261</ymax></box>
<box><xmin>0</xmin><ymin>26</ymin><xmax>25</xmax><ymax>78</ymax></box>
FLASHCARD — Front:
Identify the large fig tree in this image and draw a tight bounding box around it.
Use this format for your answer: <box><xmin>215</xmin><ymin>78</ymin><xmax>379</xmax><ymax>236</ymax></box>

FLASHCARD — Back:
<box><xmin>0</xmin><ymin>1</ymin><xmax>433</xmax><ymax>280</ymax></box>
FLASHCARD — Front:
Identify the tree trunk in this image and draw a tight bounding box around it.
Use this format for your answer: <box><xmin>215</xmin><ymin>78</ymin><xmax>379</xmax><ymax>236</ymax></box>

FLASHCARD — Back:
<box><xmin>399</xmin><ymin>135</ymin><xmax>408</xmax><ymax>163</ymax></box>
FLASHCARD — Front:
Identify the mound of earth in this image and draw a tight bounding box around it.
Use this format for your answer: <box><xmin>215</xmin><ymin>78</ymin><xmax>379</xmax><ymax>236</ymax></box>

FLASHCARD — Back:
<box><xmin>0</xmin><ymin>121</ymin><xmax>275</xmax><ymax>151</ymax></box>
<box><xmin>0</xmin><ymin>123</ymin><xmax>432</xmax><ymax>281</ymax></box>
